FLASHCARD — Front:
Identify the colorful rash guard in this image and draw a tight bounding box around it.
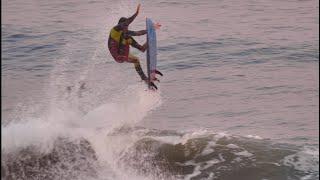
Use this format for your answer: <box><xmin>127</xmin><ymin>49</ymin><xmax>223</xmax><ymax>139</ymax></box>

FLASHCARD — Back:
<box><xmin>108</xmin><ymin>18</ymin><xmax>147</xmax><ymax>63</ymax></box>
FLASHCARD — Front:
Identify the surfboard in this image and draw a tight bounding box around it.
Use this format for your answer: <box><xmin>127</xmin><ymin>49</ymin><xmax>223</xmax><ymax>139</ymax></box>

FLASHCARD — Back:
<box><xmin>146</xmin><ymin>18</ymin><xmax>162</xmax><ymax>90</ymax></box>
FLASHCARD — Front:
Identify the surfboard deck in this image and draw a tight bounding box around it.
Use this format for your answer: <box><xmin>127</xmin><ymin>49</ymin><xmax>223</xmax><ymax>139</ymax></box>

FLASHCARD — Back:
<box><xmin>146</xmin><ymin>18</ymin><xmax>162</xmax><ymax>90</ymax></box>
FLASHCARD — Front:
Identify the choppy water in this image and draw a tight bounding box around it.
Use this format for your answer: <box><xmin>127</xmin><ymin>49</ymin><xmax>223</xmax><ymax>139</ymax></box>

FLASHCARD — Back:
<box><xmin>2</xmin><ymin>0</ymin><xmax>319</xmax><ymax>179</ymax></box>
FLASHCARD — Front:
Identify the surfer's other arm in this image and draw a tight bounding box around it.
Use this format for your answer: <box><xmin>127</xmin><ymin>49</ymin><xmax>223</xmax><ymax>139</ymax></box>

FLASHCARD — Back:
<box><xmin>127</xmin><ymin>30</ymin><xmax>147</xmax><ymax>36</ymax></box>
<box><xmin>125</xmin><ymin>21</ymin><xmax>161</xmax><ymax>36</ymax></box>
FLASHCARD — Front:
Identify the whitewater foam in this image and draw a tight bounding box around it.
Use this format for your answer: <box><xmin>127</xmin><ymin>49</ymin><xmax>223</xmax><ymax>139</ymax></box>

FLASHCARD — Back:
<box><xmin>282</xmin><ymin>146</ymin><xmax>319</xmax><ymax>173</ymax></box>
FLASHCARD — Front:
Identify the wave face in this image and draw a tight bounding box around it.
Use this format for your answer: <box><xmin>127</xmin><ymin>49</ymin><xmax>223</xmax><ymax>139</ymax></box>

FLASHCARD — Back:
<box><xmin>2</xmin><ymin>126</ymin><xmax>318</xmax><ymax>180</ymax></box>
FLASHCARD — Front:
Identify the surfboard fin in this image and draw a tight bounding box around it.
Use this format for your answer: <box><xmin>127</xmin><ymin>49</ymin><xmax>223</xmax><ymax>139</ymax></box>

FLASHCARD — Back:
<box><xmin>155</xmin><ymin>70</ymin><xmax>163</xmax><ymax>76</ymax></box>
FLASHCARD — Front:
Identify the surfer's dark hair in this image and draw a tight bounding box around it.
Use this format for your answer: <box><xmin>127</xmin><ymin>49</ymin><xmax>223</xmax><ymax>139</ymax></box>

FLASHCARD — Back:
<box><xmin>118</xmin><ymin>17</ymin><xmax>128</xmax><ymax>24</ymax></box>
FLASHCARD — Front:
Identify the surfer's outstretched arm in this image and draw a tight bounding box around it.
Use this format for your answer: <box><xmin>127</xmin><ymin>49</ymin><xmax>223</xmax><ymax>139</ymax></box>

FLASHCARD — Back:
<box><xmin>126</xmin><ymin>4</ymin><xmax>140</xmax><ymax>25</ymax></box>
<box><xmin>113</xmin><ymin>4</ymin><xmax>140</xmax><ymax>30</ymax></box>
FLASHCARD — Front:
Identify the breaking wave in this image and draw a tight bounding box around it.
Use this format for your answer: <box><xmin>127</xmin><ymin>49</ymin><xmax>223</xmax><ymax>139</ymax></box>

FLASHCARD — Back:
<box><xmin>2</xmin><ymin>123</ymin><xmax>318</xmax><ymax>180</ymax></box>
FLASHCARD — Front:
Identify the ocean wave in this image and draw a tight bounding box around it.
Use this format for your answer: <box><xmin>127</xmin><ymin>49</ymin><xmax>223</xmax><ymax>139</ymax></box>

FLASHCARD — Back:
<box><xmin>2</xmin><ymin>126</ymin><xmax>318</xmax><ymax>180</ymax></box>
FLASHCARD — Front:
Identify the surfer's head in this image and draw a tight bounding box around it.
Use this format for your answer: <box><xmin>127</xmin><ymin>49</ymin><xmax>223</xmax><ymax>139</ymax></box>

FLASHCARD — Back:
<box><xmin>118</xmin><ymin>17</ymin><xmax>128</xmax><ymax>25</ymax></box>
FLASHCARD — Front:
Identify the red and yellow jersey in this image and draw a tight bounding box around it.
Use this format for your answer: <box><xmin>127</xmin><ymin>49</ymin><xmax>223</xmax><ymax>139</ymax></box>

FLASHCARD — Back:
<box><xmin>109</xmin><ymin>28</ymin><xmax>133</xmax><ymax>45</ymax></box>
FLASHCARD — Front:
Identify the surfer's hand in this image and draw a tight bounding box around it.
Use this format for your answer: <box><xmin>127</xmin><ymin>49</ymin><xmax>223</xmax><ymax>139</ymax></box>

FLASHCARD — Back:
<box><xmin>136</xmin><ymin>4</ymin><xmax>141</xmax><ymax>14</ymax></box>
<box><xmin>154</xmin><ymin>22</ymin><xmax>161</xmax><ymax>30</ymax></box>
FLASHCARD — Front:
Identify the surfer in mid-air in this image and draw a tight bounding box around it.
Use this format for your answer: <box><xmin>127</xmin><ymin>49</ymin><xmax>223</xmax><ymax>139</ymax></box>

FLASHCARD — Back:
<box><xmin>108</xmin><ymin>4</ymin><xmax>161</xmax><ymax>89</ymax></box>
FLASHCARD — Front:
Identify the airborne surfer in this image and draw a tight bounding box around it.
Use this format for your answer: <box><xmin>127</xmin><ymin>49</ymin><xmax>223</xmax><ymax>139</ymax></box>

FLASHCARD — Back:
<box><xmin>108</xmin><ymin>4</ymin><xmax>161</xmax><ymax>89</ymax></box>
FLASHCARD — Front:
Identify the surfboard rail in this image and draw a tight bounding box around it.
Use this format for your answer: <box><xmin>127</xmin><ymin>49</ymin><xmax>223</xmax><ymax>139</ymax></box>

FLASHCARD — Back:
<box><xmin>146</xmin><ymin>18</ymin><xmax>162</xmax><ymax>90</ymax></box>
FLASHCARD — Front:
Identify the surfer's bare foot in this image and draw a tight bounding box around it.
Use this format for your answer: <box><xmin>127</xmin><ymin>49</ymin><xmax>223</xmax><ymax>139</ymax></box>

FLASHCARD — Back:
<box><xmin>149</xmin><ymin>81</ymin><xmax>158</xmax><ymax>90</ymax></box>
<box><xmin>151</xmin><ymin>77</ymin><xmax>160</xmax><ymax>82</ymax></box>
<box><xmin>142</xmin><ymin>79</ymin><xmax>158</xmax><ymax>90</ymax></box>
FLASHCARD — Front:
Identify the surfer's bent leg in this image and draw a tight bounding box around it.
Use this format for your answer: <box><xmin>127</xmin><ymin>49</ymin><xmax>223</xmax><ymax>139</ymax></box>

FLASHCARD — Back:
<box><xmin>130</xmin><ymin>37</ymin><xmax>147</xmax><ymax>52</ymax></box>
<box><xmin>128</xmin><ymin>54</ymin><xmax>147</xmax><ymax>80</ymax></box>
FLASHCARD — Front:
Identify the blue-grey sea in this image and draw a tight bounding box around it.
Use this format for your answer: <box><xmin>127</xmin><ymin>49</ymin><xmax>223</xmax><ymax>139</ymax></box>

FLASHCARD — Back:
<box><xmin>2</xmin><ymin>0</ymin><xmax>319</xmax><ymax>179</ymax></box>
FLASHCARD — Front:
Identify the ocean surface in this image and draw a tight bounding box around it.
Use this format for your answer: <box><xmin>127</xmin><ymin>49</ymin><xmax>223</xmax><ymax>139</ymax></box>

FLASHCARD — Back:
<box><xmin>2</xmin><ymin>0</ymin><xmax>319</xmax><ymax>179</ymax></box>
